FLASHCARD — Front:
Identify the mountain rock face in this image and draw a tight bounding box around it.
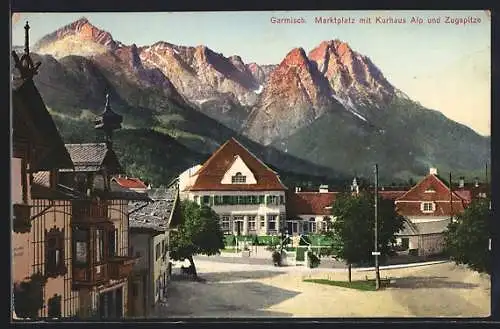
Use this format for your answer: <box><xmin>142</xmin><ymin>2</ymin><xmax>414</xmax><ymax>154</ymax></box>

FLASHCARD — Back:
<box><xmin>34</xmin><ymin>17</ymin><xmax>121</xmax><ymax>58</ymax></box>
<box><xmin>24</xmin><ymin>17</ymin><xmax>490</xmax><ymax>182</ymax></box>
<box><xmin>138</xmin><ymin>42</ymin><xmax>262</xmax><ymax>129</ymax></box>
<box><xmin>308</xmin><ymin>40</ymin><xmax>395</xmax><ymax>112</ymax></box>
<box><xmin>243</xmin><ymin>47</ymin><xmax>340</xmax><ymax>145</ymax></box>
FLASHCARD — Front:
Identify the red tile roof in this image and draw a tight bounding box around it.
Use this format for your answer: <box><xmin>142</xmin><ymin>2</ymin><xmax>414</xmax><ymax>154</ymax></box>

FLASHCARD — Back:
<box><xmin>287</xmin><ymin>192</ymin><xmax>338</xmax><ymax>216</ymax></box>
<box><xmin>395</xmin><ymin>201</ymin><xmax>466</xmax><ymax>217</ymax></box>
<box><xmin>395</xmin><ymin>174</ymin><xmax>467</xmax><ymax>217</ymax></box>
<box><xmin>396</xmin><ymin>174</ymin><xmax>464</xmax><ymax>202</ymax></box>
<box><xmin>112</xmin><ymin>176</ymin><xmax>148</xmax><ymax>189</ymax></box>
<box><xmin>378</xmin><ymin>190</ymin><xmax>407</xmax><ymax>201</ymax></box>
<box><xmin>188</xmin><ymin>138</ymin><xmax>287</xmax><ymax>191</ymax></box>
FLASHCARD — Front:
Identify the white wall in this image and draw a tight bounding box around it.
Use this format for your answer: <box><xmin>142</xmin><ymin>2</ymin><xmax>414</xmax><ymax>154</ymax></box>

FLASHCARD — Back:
<box><xmin>11</xmin><ymin>157</ymin><xmax>28</xmax><ymax>204</ymax></box>
<box><xmin>220</xmin><ymin>156</ymin><xmax>257</xmax><ymax>184</ymax></box>
<box><xmin>178</xmin><ymin>165</ymin><xmax>201</xmax><ymax>193</ymax></box>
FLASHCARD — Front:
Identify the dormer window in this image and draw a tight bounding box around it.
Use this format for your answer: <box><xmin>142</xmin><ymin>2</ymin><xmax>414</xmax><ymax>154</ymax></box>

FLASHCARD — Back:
<box><xmin>421</xmin><ymin>202</ymin><xmax>435</xmax><ymax>213</ymax></box>
<box><xmin>424</xmin><ymin>188</ymin><xmax>436</xmax><ymax>193</ymax></box>
<box><xmin>231</xmin><ymin>172</ymin><xmax>246</xmax><ymax>184</ymax></box>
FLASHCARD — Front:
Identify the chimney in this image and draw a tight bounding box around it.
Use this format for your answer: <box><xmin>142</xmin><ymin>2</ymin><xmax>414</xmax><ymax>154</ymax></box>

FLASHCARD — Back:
<box><xmin>429</xmin><ymin>168</ymin><xmax>438</xmax><ymax>175</ymax></box>
<box><xmin>474</xmin><ymin>177</ymin><xmax>479</xmax><ymax>188</ymax></box>
<box><xmin>319</xmin><ymin>185</ymin><xmax>329</xmax><ymax>193</ymax></box>
<box><xmin>295</xmin><ymin>186</ymin><xmax>301</xmax><ymax>193</ymax></box>
<box><xmin>459</xmin><ymin>176</ymin><xmax>465</xmax><ymax>189</ymax></box>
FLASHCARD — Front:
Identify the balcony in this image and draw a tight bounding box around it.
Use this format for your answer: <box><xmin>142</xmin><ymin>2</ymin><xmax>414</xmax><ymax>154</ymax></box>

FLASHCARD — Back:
<box><xmin>13</xmin><ymin>203</ymin><xmax>31</xmax><ymax>233</ymax></box>
<box><xmin>108</xmin><ymin>256</ymin><xmax>138</xmax><ymax>280</ymax></box>
<box><xmin>72</xmin><ymin>264</ymin><xmax>109</xmax><ymax>287</ymax></box>
<box><xmin>72</xmin><ymin>200</ymin><xmax>108</xmax><ymax>222</ymax></box>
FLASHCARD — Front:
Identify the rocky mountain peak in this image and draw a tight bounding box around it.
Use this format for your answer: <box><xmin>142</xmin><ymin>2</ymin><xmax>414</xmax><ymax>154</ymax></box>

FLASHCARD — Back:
<box><xmin>280</xmin><ymin>47</ymin><xmax>310</xmax><ymax>68</ymax></box>
<box><xmin>308</xmin><ymin>39</ymin><xmax>395</xmax><ymax>105</ymax></box>
<box><xmin>33</xmin><ymin>17</ymin><xmax>120</xmax><ymax>58</ymax></box>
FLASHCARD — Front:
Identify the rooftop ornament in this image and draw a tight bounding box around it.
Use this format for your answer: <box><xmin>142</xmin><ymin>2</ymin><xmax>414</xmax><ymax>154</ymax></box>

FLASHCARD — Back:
<box><xmin>12</xmin><ymin>21</ymin><xmax>41</xmax><ymax>80</ymax></box>
<box><xmin>94</xmin><ymin>93</ymin><xmax>123</xmax><ymax>147</ymax></box>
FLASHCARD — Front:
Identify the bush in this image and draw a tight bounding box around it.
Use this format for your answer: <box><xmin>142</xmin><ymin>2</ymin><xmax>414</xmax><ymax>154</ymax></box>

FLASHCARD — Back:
<box><xmin>299</xmin><ymin>235</ymin><xmax>311</xmax><ymax>246</ymax></box>
<box><xmin>253</xmin><ymin>235</ymin><xmax>259</xmax><ymax>245</ymax></box>
<box><xmin>272</xmin><ymin>251</ymin><xmax>282</xmax><ymax>266</ymax></box>
<box><xmin>225</xmin><ymin>235</ymin><xmax>236</xmax><ymax>247</ymax></box>
<box><xmin>307</xmin><ymin>251</ymin><xmax>321</xmax><ymax>268</ymax></box>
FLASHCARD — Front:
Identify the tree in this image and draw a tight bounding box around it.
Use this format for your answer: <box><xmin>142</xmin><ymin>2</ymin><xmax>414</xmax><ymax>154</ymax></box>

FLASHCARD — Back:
<box><xmin>326</xmin><ymin>192</ymin><xmax>405</xmax><ymax>282</ymax></box>
<box><xmin>169</xmin><ymin>200</ymin><xmax>225</xmax><ymax>278</ymax></box>
<box><xmin>444</xmin><ymin>198</ymin><xmax>490</xmax><ymax>274</ymax></box>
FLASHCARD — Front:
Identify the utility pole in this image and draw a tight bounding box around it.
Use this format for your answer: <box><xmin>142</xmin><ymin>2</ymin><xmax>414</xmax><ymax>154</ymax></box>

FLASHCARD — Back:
<box><xmin>374</xmin><ymin>164</ymin><xmax>381</xmax><ymax>290</ymax></box>
<box><xmin>449</xmin><ymin>172</ymin><xmax>453</xmax><ymax>224</ymax></box>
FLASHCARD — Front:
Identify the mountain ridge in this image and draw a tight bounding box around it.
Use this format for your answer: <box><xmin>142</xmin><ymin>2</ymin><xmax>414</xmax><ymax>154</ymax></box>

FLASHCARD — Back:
<box><xmin>18</xmin><ymin>17</ymin><xmax>490</xmax><ymax>183</ymax></box>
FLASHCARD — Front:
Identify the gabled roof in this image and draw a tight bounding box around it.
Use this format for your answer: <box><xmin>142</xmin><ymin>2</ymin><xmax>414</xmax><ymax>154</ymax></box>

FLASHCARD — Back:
<box><xmin>287</xmin><ymin>191</ymin><xmax>338</xmax><ymax>216</ymax></box>
<box><xmin>129</xmin><ymin>185</ymin><xmax>181</xmax><ymax>231</ymax></box>
<box><xmin>188</xmin><ymin>138</ymin><xmax>287</xmax><ymax>191</ymax></box>
<box><xmin>62</xmin><ymin>143</ymin><xmax>123</xmax><ymax>173</ymax></box>
<box><xmin>396</xmin><ymin>174</ymin><xmax>465</xmax><ymax>202</ymax></box>
<box><xmin>395</xmin><ymin>201</ymin><xmax>465</xmax><ymax>217</ymax></box>
<box><xmin>112</xmin><ymin>176</ymin><xmax>148</xmax><ymax>189</ymax></box>
<box><xmin>12</xmin><ymin>78</ymin><xmax>73</xmax><ymax>170</ymax></box>
<box><xmin>398</xmin><ymin>219</ymin><xmax>450</xmax><ymax>236</ymax></box>
<box><xmin>93</xmin><ymin>175</ymin><xmax>150</xmax><ymax>201</ymax></box>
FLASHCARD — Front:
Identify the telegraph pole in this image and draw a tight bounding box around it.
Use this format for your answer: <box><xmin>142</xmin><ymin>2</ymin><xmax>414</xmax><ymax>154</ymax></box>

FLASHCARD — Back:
<box><xmin>373</xmin><ymin>164</ymin><xmax>381</xmax><ymax>290</ymax></box>
<box><xmin>449</xmin><ymin>172</ymin><xmax>453</xmax><ymax>225</ymax></box>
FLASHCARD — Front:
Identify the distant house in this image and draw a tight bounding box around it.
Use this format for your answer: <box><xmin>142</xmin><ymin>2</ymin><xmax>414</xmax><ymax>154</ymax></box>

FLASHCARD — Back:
<box><xmin>178</xmin><ymin>138</ymin><xmax>287</xmax><ymax>236</ymax></box>
<box><xmin>286</xmin><ymin>186</ymin><xmax>337</xmax><ymax>235</ymax></box>
<box><xmin>285</xmin><ymin>179</ymin><xmax>407</xmax><ymax>236</ymax></box>
<box><xmin>112</xmin><ymin>176</ymin><xmax>149</xmax><ymax>193</ymax></box>
<box><xmin>128</xmin><ymin>186</ymin><xmax>182</xmax><ymax>318</ymax></box>
<box><xmin>394</xmin><ymin>168</ymin><xmax>468</xmax><ymax>256</ymax></box>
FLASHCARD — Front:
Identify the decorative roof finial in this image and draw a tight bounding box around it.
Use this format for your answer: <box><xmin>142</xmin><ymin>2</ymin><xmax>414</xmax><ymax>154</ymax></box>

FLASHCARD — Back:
<box><xmin>11</xmin><ymin>21</ymin><xmax>41</xmax><ymax>80</ymax></box>
<box><xmin>95</xmin><ymin>92</ymin><xmax>123</xmax><ymax>148</ymax></box>
<box><xmin>24</xmin><ymin>21</ymin><xmax>30</xmax><ymax>55</ymax></box>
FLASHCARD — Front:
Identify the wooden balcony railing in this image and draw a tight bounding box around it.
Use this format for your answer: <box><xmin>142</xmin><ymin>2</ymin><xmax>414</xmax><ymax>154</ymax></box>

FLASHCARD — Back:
<box><xmin>13</xmin><ymin>203</ymin><xmax>31</xmax><ymax>233</ymax></box>
<box><xmin>72</xmin><ymin>200</ymin><xmax>108</xmax><ymax>221</ymax></box>
<box><xmin>108</xmin><ymin>256</ymin><xmax>138</xmax><ymax>280</ymax></box>
<box><xmin>72</xmin><ymin>264</ymin><xmax>109</xmax><ymax>287</ymax></box>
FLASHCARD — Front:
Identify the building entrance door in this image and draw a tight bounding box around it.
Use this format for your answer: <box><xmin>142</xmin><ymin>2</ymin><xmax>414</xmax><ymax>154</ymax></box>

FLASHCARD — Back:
<box><xmin>233</xmin><ymin>216</ymin><xmax>244</xmax><ymax>235</ymax></box>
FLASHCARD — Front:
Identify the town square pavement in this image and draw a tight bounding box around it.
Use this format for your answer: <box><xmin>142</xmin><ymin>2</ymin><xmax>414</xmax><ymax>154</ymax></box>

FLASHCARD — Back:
<box><xmin>152</xmin><ymin>256</ymin><xmax>491</xmax><ymax>318</ymax></box>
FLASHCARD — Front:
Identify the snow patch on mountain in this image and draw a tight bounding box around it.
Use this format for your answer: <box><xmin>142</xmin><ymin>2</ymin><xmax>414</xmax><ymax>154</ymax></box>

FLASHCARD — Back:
<box><xmin>254</xmin><ymin>85</ymin><xmax>264</xmax><ymax>94</ymax></box>
<box><xmin>331</xmin><ymin>94</ymin><xmax>368</xmax><ymax>122</ymax></box>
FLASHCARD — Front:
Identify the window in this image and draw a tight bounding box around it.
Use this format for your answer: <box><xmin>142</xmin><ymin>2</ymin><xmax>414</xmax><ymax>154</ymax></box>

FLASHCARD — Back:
<box><xmin>202</xmin><ymin>195</ymin><xmax>210</xmax><ymax>206</ymax></box>
<box><xmin>422</xmin><ymin>202</ymin><xmax>434</xmax><ymax>212</ymax></box>
<box><xmin>248</xmin><ymin>216</ymin><xmax>256</xmax><ymax>231</ymax></box>
<box><xmin>47</xmin><ymin>294</ymin><xmax>62</xmax><ymax>318</ymax></box>
<box><xmin>309</xmin><ymin>217</ymin><xmax>317</xmax><ymax>233</ymax></box>
<box><xmin>155</xmin><ymin>243</ymin><xmax>161</xmax><ymax>261</ymax></box>
<box><xmin>279</xmin><ymin>195</ymin><xmax>285</xmax><ymax>205</ymax></box>
<box><xmin>95</xmin><ymin>229</ymin><xmax>104</xmax><ymax>263</ymax></box>
<box><xmin>268</xmin><ymin>215</ymin><xmax>276</xmax><ymax>231</ymax></box>
<box><xmin>214</xmin><ymin>195</ymin><xmax>223</xmax><ymax>205</ymax></box>
<box><xmin>231</xmin><ymin>172</ymin><xmax>246</xmax><ymax>184</ymax></box>
<box><xmin>45</xmin><ymin>228</ymin><xmax>66</xmax><ymax>277</ymax></box>
<box><xmin>193</xmin><ymin>195</ymin><xmax>199</xmax><ymax>204</ymax></box>
<box><xmin>73</xmin><ymin>228</ymin><xmax>89</xmax><ymax>265</ymax></box>
<box><xmin>266</xmin><ymin>195</ymin><xmax>278</xmax><ymax>205</ymax></box>
<box><xmin>260</xmin><ymin>216</ymin><xmax>265</xmax><ymax>230</ymax></box>
<box><xmin>108</xmin><ymin>229</ymin><xmax>117</xmax><ymax>257</ymax></box>
<box><xmin>259</xmin><ymin>196</ymin><xmax>265</xmax><ymax>204</ymax></box>
<box><xmin>221</xmin><ymin>215</ymin><xmax>231</xmax><ymax>232</ymax></box>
